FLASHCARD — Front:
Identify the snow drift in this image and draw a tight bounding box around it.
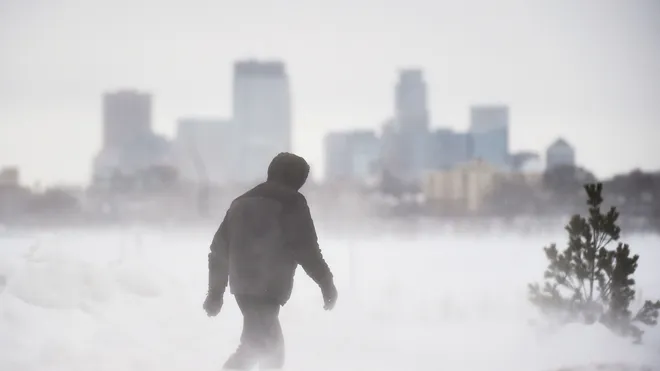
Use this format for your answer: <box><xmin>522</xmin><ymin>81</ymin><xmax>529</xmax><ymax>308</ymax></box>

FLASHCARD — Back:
<box><xmin>0</xmin><ymin>228</ymin><xmax>659</xmax><ymax>371</ymax></box>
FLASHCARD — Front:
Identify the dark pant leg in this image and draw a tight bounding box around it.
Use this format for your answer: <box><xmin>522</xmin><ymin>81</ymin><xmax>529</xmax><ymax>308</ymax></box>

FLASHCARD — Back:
<box><xmin>223</xmin><ymin>296</ymin><xmax>284</xmax><ymax>370</ymax></box>
<box><xmin>222</xmin><ymin>297</ymin><xmax>260</xmax><ymax>370</ymax></box>
<box><xmin>258</xmin><ymin>308</ymin><xmax>284</xmax><ymax>370</ymax></box>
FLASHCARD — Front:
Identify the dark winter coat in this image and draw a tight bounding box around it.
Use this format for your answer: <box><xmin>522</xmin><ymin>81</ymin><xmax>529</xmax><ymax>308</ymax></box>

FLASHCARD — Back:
<box><xmin>207</xmin><ymin>153</ymin><xmax>333</xmax><ymax>305</ymax></box>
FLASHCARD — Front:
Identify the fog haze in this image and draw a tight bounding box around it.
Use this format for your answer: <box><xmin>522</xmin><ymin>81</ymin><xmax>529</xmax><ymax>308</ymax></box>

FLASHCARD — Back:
<box><xmin>1</xmin><ymin>0</ymin><xmax>659</xmax><ymax>185</ymax></box>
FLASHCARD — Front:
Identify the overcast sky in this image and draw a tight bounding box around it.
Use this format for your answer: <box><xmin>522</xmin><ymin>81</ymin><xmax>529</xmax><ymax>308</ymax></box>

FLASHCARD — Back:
<box><xmin>1</xmin><ymin>0</ymin><xmax>659</xmax><ymax>186</ymax></box>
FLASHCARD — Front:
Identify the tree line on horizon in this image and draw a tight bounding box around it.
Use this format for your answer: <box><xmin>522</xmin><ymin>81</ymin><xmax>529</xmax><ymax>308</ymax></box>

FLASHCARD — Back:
<box><xmin>378</xmin><ymin>164</ymin><xmax>660</xmax><ymax>231</ymax></box>
<box><xmin>1</xmin><ymin>162</ymin><xmax>659</xmax><ymax>231</ymax></box>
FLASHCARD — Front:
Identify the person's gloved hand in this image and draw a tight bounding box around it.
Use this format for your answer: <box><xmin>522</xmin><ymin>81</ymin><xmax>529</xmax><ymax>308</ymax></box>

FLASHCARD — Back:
<box><xmin>320</xmin><ymin>279</ymin><xmax>338</xmax><ymax>311</ymax></box>
<box><xmin>203</xmin><ymin>292</ymin><xmax>223</xmax><ymax>317</ymax></box>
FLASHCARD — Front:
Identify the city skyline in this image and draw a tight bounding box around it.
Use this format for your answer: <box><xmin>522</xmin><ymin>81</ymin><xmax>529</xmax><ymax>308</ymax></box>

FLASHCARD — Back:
<box><xmin>1</xmin><ymin>0</ymin><xmax>659</xmax><ymax>186</ymax></box>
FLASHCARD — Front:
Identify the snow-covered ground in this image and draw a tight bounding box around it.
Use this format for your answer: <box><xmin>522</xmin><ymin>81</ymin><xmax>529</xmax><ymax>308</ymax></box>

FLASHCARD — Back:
<box><xmin>0</xmin><ymin>226</ymin><xmax>659</xmax><ymax>371</ymax></box>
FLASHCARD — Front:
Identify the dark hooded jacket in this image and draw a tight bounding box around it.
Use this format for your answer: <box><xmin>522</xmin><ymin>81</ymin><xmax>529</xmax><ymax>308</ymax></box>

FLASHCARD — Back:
<box><xmin>207</xmin><ymin>153</ymin><xmax>333</xmax><ymax>305</ymax></box>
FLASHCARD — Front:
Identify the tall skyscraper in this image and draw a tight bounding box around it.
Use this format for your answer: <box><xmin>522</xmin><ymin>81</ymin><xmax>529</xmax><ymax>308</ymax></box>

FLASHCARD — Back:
<box><xmin>102</xmin><ymin>90</ymin><xmax>152</xmax><ymax>149</ymax></box>
<box><xmin>232</xmin><ymin>60</ymin><xmax>292</xmax><ymax>184</ymax></box>
<box><xmin>395</xmin><ymin>69</ymin><xmax>429</xmax><ymax>128</ymax></box>
<box><xmin>93</xmin><ymin>89</ymin><xmax>172</xmax><ymax>183</ymax></box>
<box><xmin>546</xmin><ymin>138</ymin><xmax>576</xmax><ymax>170</ymax></box>
<box><xmin>428</xmin><ymin>128</ymin><xmax>473</xmax><ymax>170</ymax></box>
<box><xmin>469</xmin><ymin>105</ymin><xmax>510</xmax><ymax>169</ymax></box>
<box><xmin>392</xmin><ymin>69</ymin><xmax>430</xmax><ymax>184</ymax></box>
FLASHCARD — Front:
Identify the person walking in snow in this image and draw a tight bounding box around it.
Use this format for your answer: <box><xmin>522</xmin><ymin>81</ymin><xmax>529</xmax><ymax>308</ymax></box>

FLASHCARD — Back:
<box><xmin>203</xmin><ymin>152</ymin><xmax>338</xmax><ymax>370</ymax></box>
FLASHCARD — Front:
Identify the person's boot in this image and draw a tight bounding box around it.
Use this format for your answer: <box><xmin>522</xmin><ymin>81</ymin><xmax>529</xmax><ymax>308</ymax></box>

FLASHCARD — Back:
<box><xmin>222</xmin><ymin>343</ymin><xmax>258</xmax><ymax>370</ymax></box>
<box><xmin>259</xmin><ymin>344</ymin><xmax>284</xmax><ymax>370</ymax></box>
<box><xmin>258</xmin><ymin>325</ymin><xmax>284</xmax><ymax>370</ymax></box>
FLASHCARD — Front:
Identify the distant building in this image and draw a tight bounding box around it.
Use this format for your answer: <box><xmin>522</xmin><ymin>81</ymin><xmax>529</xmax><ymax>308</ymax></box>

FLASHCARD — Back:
<box><xmin>350</xmin><ymin>130</ymin><xmax>381</xmax><ymax>183</ymax></box>
<box><xmin>0</xmin><ymin>167</ymin><xmax>20</xmax><ymax>187</ymax></box>
<box><xmin>469</xmin><ymin>105</ymin><xmax>510</xmax><ymax>169</ymax></box>
<box><xmin>423</xmin><ymin>159</ymin><xmax>500</xmax><ymax>213</ymax></box>
<box><xmin>378</xmin><ymin>118</ymin><xmax>401</xmax><ymax>176</ymax></box>
<box><xmin>324</xmin><ymin>130</ymin><xmax>380</xmax><ymax>184</ymax></box>
<box><xmin>0</xmin><ymin>167</ymin><xmax>29</xmax><ymax>221</ymax></box>
<box><xmin>383</xmin><ymin>69</ymin><xmax>431</xmax><ymax>184</ymax></box>
<box><xmin>92</xmin><ymin>134</ymin><xmax>174</xmax><ymax>182</ymax></box>
<box><xmin>93</xmin><ymin>89</ymin><xmax>173</xmax><ymax>184</ymax></box>
<box><xmin>546</xmin><ymin>138</ymin><xmax>576</xmax><ymax>170</ymax></box>
<box><xmin>427</xmin><ymin>128</ymin><xmax>473</xmax><ymax>170</ymax></box>
<box><xmin>324</xmin><ymin>132</ymin><xmax>351</xmax><ymax>181</ymax></box>
<box><xmin>423</xmin><ymin>158</ymin><xmax>542</xmax><ymax>214</ymax></box>
<box><xmin>395</xmin><ymin>69</ymin><xmax>429</xmax><ymax>127</ymax></box>
<box><xmin>102</xmin><ymin>90</ymin><xmax>152</xmax><ymax>149</ymax></box>
<box><xmin>233</xmin><ymin>60</ymin><xmax>292</xmax><ymax>184</ymax></box>
<box><xmin>174</xmin><ymin>118</ymin><xmax>237</xmax><ymax>186</ymax></box>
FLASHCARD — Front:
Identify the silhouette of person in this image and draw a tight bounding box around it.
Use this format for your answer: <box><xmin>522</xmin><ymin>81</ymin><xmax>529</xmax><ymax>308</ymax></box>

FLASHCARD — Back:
<box><xmin>203</xmin><ymin>152</ymin><xmax>338</xmax><ymax>370</ymax></box>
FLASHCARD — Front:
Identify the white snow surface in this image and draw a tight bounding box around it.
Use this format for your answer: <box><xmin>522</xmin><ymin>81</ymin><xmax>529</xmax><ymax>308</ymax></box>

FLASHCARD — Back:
<box><xmin>0</xmin><ymin>227</ymin><xmax>659</xmax><ymax>371</ymax></box>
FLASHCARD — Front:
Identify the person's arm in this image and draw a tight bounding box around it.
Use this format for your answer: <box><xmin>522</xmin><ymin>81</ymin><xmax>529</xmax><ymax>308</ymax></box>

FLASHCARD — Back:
<box><xmin>207</xmin><ymin>210</ymin><xmax>230</xmax><ymax>297</ymax></box>
<box><xmin>287</xmin><ymin>195</ymin><xmax>333</xmax><ymax>287</ymax></box>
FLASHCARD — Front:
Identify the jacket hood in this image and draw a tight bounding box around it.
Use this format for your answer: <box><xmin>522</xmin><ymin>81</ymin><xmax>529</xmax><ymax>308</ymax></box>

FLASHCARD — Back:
<box><xmin>267</xmin><ymin>152</ymin><xmax>310</xmax><ymax>191</ymax></box>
